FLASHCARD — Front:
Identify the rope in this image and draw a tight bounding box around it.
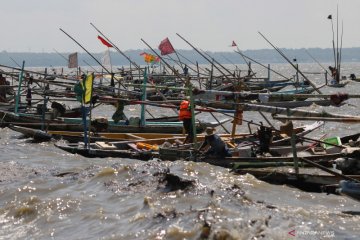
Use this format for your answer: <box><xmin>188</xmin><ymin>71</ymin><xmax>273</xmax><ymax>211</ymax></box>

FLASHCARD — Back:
<box><xmin>0</xmin><ymin>112</ymin><xmax>7</xmax><ymax>124</ymax></box>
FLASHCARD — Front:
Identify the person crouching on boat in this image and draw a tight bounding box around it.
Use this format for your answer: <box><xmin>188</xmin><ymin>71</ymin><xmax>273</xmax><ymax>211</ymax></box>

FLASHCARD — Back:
<box><xmin>256</xmin><ymin>125</ymin><xmax>273</xmax><ymax>155</ymax></box>
<box><xmin>179</xmin><ymin>96</ymin><xmax>194</xmax><ymax>143</ymax></box>
<box><xmin>198</xmin><ymin>127</ymin><xmax>231</xmax><ymax>158</ymax></box>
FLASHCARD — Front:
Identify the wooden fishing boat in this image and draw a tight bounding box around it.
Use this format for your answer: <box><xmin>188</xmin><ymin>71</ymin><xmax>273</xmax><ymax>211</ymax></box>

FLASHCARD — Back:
<box><xmin>158</xmin><ymin>146</ymin><xmax>344</xmax><ymax>168</ymax></box>
<box><xmin>55</xmin><ymin>142</ymin><xmax>155</xmax><ymax>160</ymax></box>
<box><xmin>328</xmin><ymin>80</ymin><xmax>350</xmax><ymax>88</ymax></box>
<box><xmin>14</xmin><ymin>119</ymin><xmax>320</xmax><ymax>144</ymax></box>
<box><xmin>244</xmin><ymin>78</ymin><xmax>291</xmax><ymax>84</ymax></box>
<box><xmin>9</xmin><ymin>125</ymin><xmax>242</xmax><ymax>143</ymax></box>
<box><xmin>266</xmin><ymin>86</ymin><xmax>318</xmax><ymax>101</ymax></box>
<box><xmin>53</xmin><ymin>127</ymin><xmax>327</xmax><ymax>163</ymax></box>
<box><xmin>0</xmin><ymin>110</ymin><xmax>229</xmax><ymax>134</ymax></box>
<box><xmin>54</xmin><ymin>133</ymin><xmax>252</xmax><ymax>159</ymax></box>
<box><xmin>234</xmin><ymin>131</ymin><xmax>360</xmax><ymax>158</ymax></box>
<box><xmin>349</xmin><ymin>78</ymin><xmax>360</xmax><ymax>82</ymax></box>
<box><xmin>195</xmin><ymin>85</ymin><xmax>319</xmax><ymax>103</ymax></box>
<box><xmin>200</xmin><ymin>99</ymin><xmax>338</xmax><ymax>110</ymax></box>
<box><xmin>0</xmin><ymin>101</ymin><xmax>82</xmax><ymax>118</ymax></box>
<box><xmin>0</xmin><ymin>102</ymin><xmax>27</xmax><ymax>112</ymax></box>
<box><xmin>214</xmin><ymin>79</ymin><xmax>292</xmax><ymax>92</ymax></box>
<box><xmin>233</xmin><ymin>167</ymin><xmax>360</xmax><ymax>192</ymax></box>
<box><xmin>338</xmin><ymin>180</ymin><xmax>360</xmax><ymax>201</ymax></box>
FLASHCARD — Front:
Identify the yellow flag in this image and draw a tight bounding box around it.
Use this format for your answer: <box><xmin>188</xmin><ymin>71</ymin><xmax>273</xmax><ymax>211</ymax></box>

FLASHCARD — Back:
<box><xmin>81</xmin><ymin>73</ymin><xmax>94</xmax><ymax>104</ymax></box>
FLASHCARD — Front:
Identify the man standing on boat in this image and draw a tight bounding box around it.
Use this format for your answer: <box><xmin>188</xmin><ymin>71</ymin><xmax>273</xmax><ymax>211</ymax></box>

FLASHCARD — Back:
<box><xmin>179</xmin><ymin>96</ymin><xmax>193</xmax><ymax>143</ymax></box>
<box><xmin>183</xmin><ymin>65</ymin><xmax>189</xmax><ymax>76</ymax></box>
<box><xmin>328</xmin><ymin>66</ymin><xmax>339</xmax><ymax>84</ymax></box>
<box><xmin>0</xmin><ymin>73</ymin><xmax>7</xmax><ymax>102</ymax></box>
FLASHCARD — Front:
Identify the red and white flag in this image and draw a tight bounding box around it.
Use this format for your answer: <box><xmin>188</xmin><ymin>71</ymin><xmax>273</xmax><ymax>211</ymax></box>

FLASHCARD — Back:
<box><xmin>158</xmin><ymin>37</ymin><xmax>175</xmax><ymax>55</ymax></box>
<box><xmin>97</xmin><ymin>35</ymin><xmax>113</xmax><ymax>48</ymax></box>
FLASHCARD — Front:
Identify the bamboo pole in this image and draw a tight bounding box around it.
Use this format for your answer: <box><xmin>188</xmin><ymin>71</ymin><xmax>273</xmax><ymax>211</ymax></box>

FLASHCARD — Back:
<box><xmin>140</xmin><ymin>38</ymin><xmax>184</xmax><ymax>115</ymax></box>
<box><xmin>200</xmin><ymin>49</ymin><xmax>240</xmax><ymax>80</ymax></box>
<box><xmin>305</xmin><ymin>49</ymin><xmax>331</xmax><ymax>78</ymax></box>
<box><xmin>300</xmin><ymin>157</ymin><xmax>360</xmax><ymax>183</ymax></box>
<box><xmin>188</xmin><ymin>79</ymin><xmax>197</xmax><ymax>144</ymax></box>
<box><xmin>234</xmin><ymin>50</ymin><xmax>291</xmax><ymax>81</ymax></box>
<box><xmin>15</xmin><ymin>61</ymin><xmax>25</xmax><ymax>114</ymax></box>
<box><xmin>258</xmin><ymin>31</ymin><xmax>322</xmax><ymax>94</ymax></box>
<box><xmin>140</xmin><ymin>69</ymin><xmax>147</xmax><ymax>126</ymax></box>
<box><xmin>90</xmin><ymin>23</ymin><xmax>143</xmax><ymax>72</ymax></box>
<box><xmin>273</xmin><ymin>116</ymin><xmax>360</xmax><ymax>123</ymax></box>
<box><xmin>210</xmin><ymin>111</ymin><xmax>230</xmax><ymax>134</ymax></box>
<box><xmin>176</xmin><ymin>33</ymin><xmax>237</xmax><ymax>86</ymax></box>
<box><xmin>41</xmin><ymin>68</ymin><xmax>48</xmax><ymax>131</ymax></box>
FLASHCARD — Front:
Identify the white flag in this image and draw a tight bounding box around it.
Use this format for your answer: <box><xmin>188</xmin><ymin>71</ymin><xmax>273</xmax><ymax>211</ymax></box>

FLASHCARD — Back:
<box><xmin>101</xmin><ymin>49</ymin><xmax>111</xmax><ymax>67</ymax></box>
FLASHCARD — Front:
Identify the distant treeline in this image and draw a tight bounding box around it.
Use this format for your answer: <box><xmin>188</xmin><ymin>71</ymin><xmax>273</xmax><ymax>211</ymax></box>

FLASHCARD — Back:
<box><xmin>1</xmin><ymin>48</ymin><xmax>360</xmax><ymax>67</ymax></box>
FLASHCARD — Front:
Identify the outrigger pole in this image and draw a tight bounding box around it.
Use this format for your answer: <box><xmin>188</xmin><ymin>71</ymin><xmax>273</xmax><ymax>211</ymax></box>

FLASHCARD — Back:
<box><xmin>305</xmin><ymin>49</ymin><xmax>331</xmax><ymax>78</ymax></box>
<box><xmin>53</xmin><ymin>48</ymin><xmax>68</xmax><ymax>63</ymax></box>
<box><xmin>90</xmin><ymin>23</ymin><xmax>178</xmax><ymax>116</ymax></box>
<box><xmin>258</xmin><ymin>31</ymin><xmax>322</xmax><ymax>94</ymax></box>
<box><xmin>59</xmin><ymin>28</ymin><xmax>112</xmax><ymax>75</ymax></box>
<box><xmin>140</xmin><ymin>38</ymin><xmax>185</xmax><ymax>115</ymax></box>
<box><xmin>15</xmin><ymin>61</ymin><xmax>25</xmax><ymax>114</ymax></box>
<box><xmin>234</xmin><ymin>50</ymin><xmax>292</xmax><ymax>81</ymax></box>
<box><xmin>233</xmin><ymin>45</ymin><xmax>256</xmax><ymax>76</ymax></box>
<box><xmin>176</xmin><ymin>33</ymin><xmax>237</xmax><ymax>86</ymax></box>
<box><xmin>328</xmin><ymin>14</ymin><xmax>337</xmax><ymax>69</ymax></box>
<box><xmin>90</xmin><ymin>23</ymin><xmax>143</xmax><ymax>73</ymax></box>
<box><xmin>199</xmin><ymin>48</ymin><xmax>240</xmax><ymax>78</ymax></box>
<box><xmin>175</xmin><ymin>50</ymin><xmax>208</xmax><ymax>74</ymax></box>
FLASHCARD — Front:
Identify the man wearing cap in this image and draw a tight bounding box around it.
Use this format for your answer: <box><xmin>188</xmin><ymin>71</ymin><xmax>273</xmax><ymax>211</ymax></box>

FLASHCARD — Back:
<box><xmin>179</xmin><ymin>96</ymin><xmax>193</xmax><ymax>143</ymax></box>
<box><xmin>198</xmin><ymin>127</ymin><xmax>231</xmax><ymax>157</ymax></box>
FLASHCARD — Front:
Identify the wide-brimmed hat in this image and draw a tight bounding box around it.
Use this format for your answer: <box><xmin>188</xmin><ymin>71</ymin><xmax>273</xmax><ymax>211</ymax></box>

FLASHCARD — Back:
<box><xmin>205</xmin><ymin>127</ymin><xmax>215</xmax><ymax>136</ymax></box>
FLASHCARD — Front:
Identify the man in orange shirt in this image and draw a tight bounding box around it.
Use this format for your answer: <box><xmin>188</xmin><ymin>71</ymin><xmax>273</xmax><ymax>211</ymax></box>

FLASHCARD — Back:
<box><xmin>179</xmin><ymin>96</ymin><xmax>193</xmax><ymax>143</ymax></box>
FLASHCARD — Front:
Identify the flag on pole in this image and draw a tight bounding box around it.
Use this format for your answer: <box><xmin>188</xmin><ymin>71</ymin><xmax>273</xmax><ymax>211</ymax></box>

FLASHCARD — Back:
<box><xmin>68</xmin><ymin>52</ymin><xmax>78</xmax><ymax>68</ymax></box>
<box><xmin>82</xmin><ymin>73</ymin><xmax>94</xmax><ymax>104</ymax></box>
<box><xmin>231</xmin><ymin>41</ymin><xmax>237</xmax><ymax>47</ymax></box>
<box><xmin>97</xmin><ymin>35</ymin><xmax>113</xmax><ymax>48</ymax></box>
<box><xmin>140</xmin><ymin>52</ymin><xmax>160</xmax><ymax>63</ymax></box>
<box><xmin>101</xmin><ymin>49</ymin><xmax>111</xmax><ymax>67</ymax></box>
<box><xmin>158</xmin><ymin>37</ymin><xmax>175</xmax><ymax>55</ymax></box>
<box><xmin>74</xmin><ymin>73</ymin><xmax>94</xmax><ymax>104</ymax></box>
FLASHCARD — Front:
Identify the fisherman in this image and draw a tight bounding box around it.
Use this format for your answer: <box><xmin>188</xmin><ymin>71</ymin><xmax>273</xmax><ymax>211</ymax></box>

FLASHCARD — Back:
<box><xmin>0</xmin><ymin>73</ymin><xmax>7</xmax><ymax>102</ymax></box>
<box><xmin>112</xmin><ymin>100</ymin><xmax>128</xmax><ymax>123</ymax></box>
<box><xmin>198</xmin><ymin>127</ymin><xmax>231</xmax><ymax>157</ymax></box>
<box><xmin>179</xmin><ymin>96</ymin><xmax>193</xmax><ymax>143</ymax></box>
<box><xmin>26</xmin><ymin>84</ymin><xmax>32</xmax><ymax>107</ymax></box>
<box><xmin>183</xmin><ymin>65</ymin><xmax>189</xmax><ymax>76</ymax></box>
<box><xmin>256</xmin><ymin>124</ymin><xmax>273</xmax><ymax>155</ymax></box>
<box><xmin>328</xmin><ymin>66</ymin><xmax>339</xmax><ymax>84</ymax></box>
<box><xmin>350</xmin><ymin>73</ymin><xmax>357</xmax><ymax>80</ymax></box>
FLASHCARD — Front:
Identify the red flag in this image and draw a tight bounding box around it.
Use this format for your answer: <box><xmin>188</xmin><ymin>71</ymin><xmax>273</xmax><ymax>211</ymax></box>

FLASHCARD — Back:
<box><xmin>231</xmin><ymin>41</ymin><xmax>237</xmax><ymax>47</ymax></box>
<box><xmin>97</xmin><ymin>35</ymin><xmax>113</xmax><ymax>48</ymax></box>
<box><xmin>158</xmin><ymin>37</ymin><xmax>175</xmax><ymax>55</ymax></box>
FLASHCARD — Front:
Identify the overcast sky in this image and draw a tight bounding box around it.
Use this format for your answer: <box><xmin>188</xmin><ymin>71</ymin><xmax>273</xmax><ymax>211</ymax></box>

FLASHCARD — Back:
<box><xmin>1</xmin><ymin>0</ymin><xmax>359</xmax><ymax>53</ymax></box>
